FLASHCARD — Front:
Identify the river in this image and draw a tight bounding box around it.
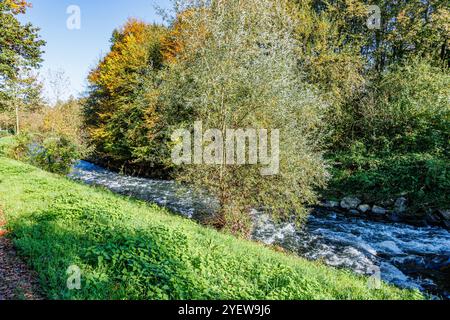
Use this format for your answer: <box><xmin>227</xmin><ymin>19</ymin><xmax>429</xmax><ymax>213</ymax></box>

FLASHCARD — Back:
<box><xmin>69</xmin><ymin>160</ymin><xmax>450</xmax><ymax>299</ymax></box>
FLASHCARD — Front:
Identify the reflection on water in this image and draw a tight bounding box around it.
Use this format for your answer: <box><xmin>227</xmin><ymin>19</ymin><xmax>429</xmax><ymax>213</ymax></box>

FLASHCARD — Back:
<box><xmin>69</xmin><ymin>161</ymin><xmax>450</xmax><ymax>298</ymax></box>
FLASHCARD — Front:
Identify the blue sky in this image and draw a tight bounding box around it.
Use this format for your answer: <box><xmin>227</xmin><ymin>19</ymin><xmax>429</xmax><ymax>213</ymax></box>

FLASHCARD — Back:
<box><xmin>19</xmin><ymin>0</ymin><xmax>172</xmax><ymax>102</ymax></box>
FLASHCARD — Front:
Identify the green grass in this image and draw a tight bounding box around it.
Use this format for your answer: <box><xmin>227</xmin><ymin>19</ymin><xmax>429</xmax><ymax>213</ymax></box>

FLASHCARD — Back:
<box><xmin>0</xmin><ymin>135</ymin><xmax>14</xmax><ymax>156</ymax></box>
<box><xmin>0</xmin><ymin>157</ymin><xmax>423</xmax><ymax>300</ymax></box>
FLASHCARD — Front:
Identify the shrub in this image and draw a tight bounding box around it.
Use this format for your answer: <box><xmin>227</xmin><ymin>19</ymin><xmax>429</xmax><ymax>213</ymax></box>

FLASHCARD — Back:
<box><xmin>0</xmin><ymin>135</ymin><xmax>14</xmax><ymax>156</ymax></box>
<box><xmin>7</xmin><ymin>132</ymin><xmax>33</xmax><ymax>160</ymax></box>
<box><xmin>30</xmin><ymin>135</ymin><xmax>81</xmax><ymax>174</ymax></box>
<box><xmin>328</xmin><ymin>149</ymin><xmax>450</xmax><ymax>211</ymax></box>
<box><xmin>6</xmin><ymin>133</ymin><xmax>83</xmax><ymax>174</ymax></box>
<box><xmin>161</xmin><ymin>0</ymin><xmax>329</xmax><ymax>235</ymax></box>
<box><xmin>327</xmin><ymin>60</ymin><xmax>450</xmax><ymax>211</ymax></box>
<box><xmin>357</xmin><ymin>59</ymin><xmax>449</xmax><ymax>155</ymax></box>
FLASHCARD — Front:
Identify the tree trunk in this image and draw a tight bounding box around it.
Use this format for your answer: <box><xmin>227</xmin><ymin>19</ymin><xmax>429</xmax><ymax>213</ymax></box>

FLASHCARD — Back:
<box><xmin>15</xmin><ymin>104</ymin><xmax>20</xmax><ymax>135</ymax></box>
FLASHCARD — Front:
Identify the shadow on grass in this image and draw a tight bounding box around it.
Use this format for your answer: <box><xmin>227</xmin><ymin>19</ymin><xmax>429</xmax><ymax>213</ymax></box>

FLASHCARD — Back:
<box><xmin>8</xmin><ymin>208</ymin><xmax>219</xmax><ymax>300</ymax></box>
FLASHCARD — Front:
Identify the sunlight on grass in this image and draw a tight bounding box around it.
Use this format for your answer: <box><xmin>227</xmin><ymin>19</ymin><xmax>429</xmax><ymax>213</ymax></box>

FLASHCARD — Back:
<box><xmin>0</xmin><ymin>157</ymin><xmax>423</xmax><ymax>300</ymax></box>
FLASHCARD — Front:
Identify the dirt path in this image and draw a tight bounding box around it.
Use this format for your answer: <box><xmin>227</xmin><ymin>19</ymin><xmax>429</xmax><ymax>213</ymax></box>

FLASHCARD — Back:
<box><xmin>0</xmin><ymin>210</ymin><xmax>44</xmax><ymax>300</ymax></box>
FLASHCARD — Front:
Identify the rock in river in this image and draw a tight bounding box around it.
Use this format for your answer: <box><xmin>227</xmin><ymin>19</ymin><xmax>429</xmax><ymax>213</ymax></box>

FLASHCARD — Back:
<box><xmin>341</xmin><ymin>197</ymin><xmax>362</xmax><ymax>210</ymax></box>
<box><xmin>372</xmin><ymin>206</ymin><xmax>387</xmax><ymax>215</ymax></box>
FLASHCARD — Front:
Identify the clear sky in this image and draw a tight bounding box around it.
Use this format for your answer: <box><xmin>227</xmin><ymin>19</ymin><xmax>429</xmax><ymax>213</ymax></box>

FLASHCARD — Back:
<box><xmin>19</xmin><ymin>0</ymin><xmax>172</xmax><ymax>102</ymax></box>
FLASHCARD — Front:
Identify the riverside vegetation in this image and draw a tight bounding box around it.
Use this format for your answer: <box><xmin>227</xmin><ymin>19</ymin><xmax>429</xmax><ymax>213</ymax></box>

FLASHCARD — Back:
<box><xmin>0</xmin><ymin>0</ymin><xmax>448</xmax><ymax>300</ymax></box>
<box><xmin>0</xmin><ymin>156</ymin><xmax>423</xmax><ymax>299</ymax></box>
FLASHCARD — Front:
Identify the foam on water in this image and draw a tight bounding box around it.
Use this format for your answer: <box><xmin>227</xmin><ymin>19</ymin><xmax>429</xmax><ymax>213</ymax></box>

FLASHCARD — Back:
<box><xmin>70</xmin><ymin>161</ymin><xmax>450</xmax><ymax>298</ymax></box>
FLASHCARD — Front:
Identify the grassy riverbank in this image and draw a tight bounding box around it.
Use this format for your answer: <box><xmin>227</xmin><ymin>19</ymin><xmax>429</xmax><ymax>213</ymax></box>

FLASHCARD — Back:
<box><xmin>0</xmin><ymin>157</ymin><xmax>423</xmax><ymax>300</ymax></box>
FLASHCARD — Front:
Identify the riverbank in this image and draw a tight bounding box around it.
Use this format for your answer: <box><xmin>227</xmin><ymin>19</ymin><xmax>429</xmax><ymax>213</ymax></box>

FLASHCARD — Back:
<box><xmin>0</xmin><ymin>157</ymin><xmax>422</xmax><ymax>300</ymax></box>
<box><xmin>86</xmin><ymin>155</ymin><xmax>450</xmax><ymax>231</ymax></box>
<box><xmin>69</xmin><ymin>160</ymin><xmax>450</xmax><ymax>298</ymax></box>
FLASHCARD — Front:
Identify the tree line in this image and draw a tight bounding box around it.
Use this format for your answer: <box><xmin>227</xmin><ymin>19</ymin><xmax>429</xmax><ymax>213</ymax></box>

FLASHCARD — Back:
<box><xmin>1</xmin><ymin>0</ymin><xmax>448</xmax><ymax>235</ymax></box>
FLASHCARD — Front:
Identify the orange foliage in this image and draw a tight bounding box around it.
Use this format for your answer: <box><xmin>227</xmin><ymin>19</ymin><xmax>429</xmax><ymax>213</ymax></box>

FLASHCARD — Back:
<box><xmin>88</xmin><ymin>19</ymin><xmax>164</xmax><ymax>95</ymax></box>
<box><xmin>161</xmin><ymin>9</ymin><xmax>209</xmax><ymax>64</ymax></box>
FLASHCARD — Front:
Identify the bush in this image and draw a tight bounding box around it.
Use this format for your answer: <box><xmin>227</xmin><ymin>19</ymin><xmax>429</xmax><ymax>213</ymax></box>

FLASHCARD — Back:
<box><xmin>30</xmin><ymin>135</ymin><xmax>81</xmax><ymax>174</ymax></box>
<box><xmin>6</xmin><ymin>133</ymin><xmax>82</xmax><ymax>174</ymax></box>
<box><xmin>0</xmin><ymin>135</ymin><xmax>14</xmax><ymax>156</ymax></box>
<box><xmin>328</xmin><ymin>148</ymin><xmax>450</xmax><ymax>211</ymax></box>
<box><xmin>7</xmin><ymin>132</ymin><xmax>33</xmax><ymax>160</ymax></box>
<box><xmin>356</xmin><ymin>60</ymin><xmax>449</xmax><ymax>155</ymax></box>
<box><xmin>326</xmin><ymin>60</ymin><xmax>450</xmax><ymax>211</ymax></box>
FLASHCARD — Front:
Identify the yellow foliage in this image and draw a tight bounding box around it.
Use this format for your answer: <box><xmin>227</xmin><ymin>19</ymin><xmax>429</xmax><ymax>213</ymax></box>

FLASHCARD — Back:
<box><xmin>4</xmin><ymin>0</ymin><xmax>30</xmax><ymax>14</ymax></box>
<box><xmin>161</xmin><ymin>9</ymin><xmax>209</xmax><ymax>64</ymax></box>
<box><xmin>88</xmin><ymin>19</ymin><xmax>167</xmax><ymax>95</ymax></box>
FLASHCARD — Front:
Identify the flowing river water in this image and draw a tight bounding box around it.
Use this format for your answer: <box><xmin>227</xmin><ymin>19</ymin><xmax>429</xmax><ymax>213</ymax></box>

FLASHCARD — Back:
<box><xmin>69</xmin><ymin>161</ymin><xmax>450</xmax><ymax>299</ymax></box>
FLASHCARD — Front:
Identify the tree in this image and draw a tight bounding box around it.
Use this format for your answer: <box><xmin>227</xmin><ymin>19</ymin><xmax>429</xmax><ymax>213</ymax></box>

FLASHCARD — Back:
<box><xmin>0</xmin><ymin>0</ymin><xmax>45</xmax><ymax>86</ymax></box>
<box><xmin>287</xmin><ymin>1</ymin><xmax>449</xmax><ymax>148</ymax></box>
<box><xmin>161</xmin><ymin>0</ymin><xmax>328</xmax><ymax>236</ymax></box>
<box><xmin>364</xmin><ymin>0</ymin><xmax>449</xmax><ymax>72</ymax></box>
<box><xmin>1</xmin><ymin>70</ymin><xmax>44</xmax><ymax>134</ymax></box>
<box><xmin>84</xmin><ymin>19</ymin><xmax>171</xmax><ymax>175</ymax></box>
<box><xmin>288</xmin><ymin>0</ymin><xmax>367</xmax><ymax>104</ymax></box>
<box><xmin>47</xmin><ymin>68</ymin><xmax>71</xmax><ymax>106</ymax></box>
<box><xmin>0</xmin><ymin>0</ymin><xmax>45</xmax><ymax>133</ymax></box>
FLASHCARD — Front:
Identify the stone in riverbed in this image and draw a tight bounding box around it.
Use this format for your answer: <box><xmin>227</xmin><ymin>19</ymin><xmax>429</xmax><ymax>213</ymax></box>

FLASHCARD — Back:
<box><xmin>394</xmin><ymin>197</ymin><xmax>408</xmax><ymax>214</ymax></box>
<box><xmin>340</xmin><ymin>197</ymin><xmax>362</xmax><ymax>210</ymax></box>
<box><xmin>349</xmin><ymin>209</ymin><xmax>360</xmax><ymax>215</ymax></box>
<box><xmin>358</xmin><ymin>204</ymin><xmax>371</xmax><ymax>213</ymax></box>
<box><xmin>322</xmin><ymin>200</ymin><xmax>339</xmax><ymax>208</ymax></box>
<box><xmin>372</xmin><ymin>206</ymin><xmax>387</xmax><ymax>215</ymax></box>
<box><xmin>388</xmin><ymin>212</ymin><xmax>402</xmax><ymax>222</ymax></box>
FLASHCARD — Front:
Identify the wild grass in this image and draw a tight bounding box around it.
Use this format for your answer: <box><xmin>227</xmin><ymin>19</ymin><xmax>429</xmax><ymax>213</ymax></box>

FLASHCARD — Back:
<box><xmin>0</xmin><ymin>156</ymin><xmax>423</xmax><ymax>300</ymax></box>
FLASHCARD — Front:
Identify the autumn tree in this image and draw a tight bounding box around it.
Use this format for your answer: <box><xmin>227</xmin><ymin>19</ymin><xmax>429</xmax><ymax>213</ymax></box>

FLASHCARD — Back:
<box><xmin>84</xmin><ymin>20</ymin><xmax>171</xmax><ymax>175</ymax></box>
<box><xmin>288</xmin><ymin>0</ymin><xmax>367</xmax><ymax>104</ymax></box>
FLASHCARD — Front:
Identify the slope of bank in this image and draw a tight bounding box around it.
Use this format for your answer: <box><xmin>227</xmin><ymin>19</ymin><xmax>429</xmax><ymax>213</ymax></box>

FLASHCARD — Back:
<box><xmin>0</xmin><ymin>157</ymin><xmax>423</xmax><ymax>300</ymax></box>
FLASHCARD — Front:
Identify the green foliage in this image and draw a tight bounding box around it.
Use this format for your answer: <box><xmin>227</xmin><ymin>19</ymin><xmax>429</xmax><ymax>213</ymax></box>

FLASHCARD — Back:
<box><xmin>288</xmin><ymin>0</ymin><xmax>367</xmax><ymax>105</ymax></box>
<box><xmin>6</xmin><ymin>131</ymin><xmax>32</xmax><ymax>160</ymax></box>
<box><xmin>31</xmin><ymin>136</ymin><xmax>81</xmax><ymax>174</ymax></box>
<box><xmin>0</xmin><ymin>129</ymin><xmax>11</xmax><ymax>138</ymax></box>
<box><xmin>83</xmin><ymin>20</ymin><xmax>170</xmax><ymax>175</ymax></box>
<box><xmin>327</xmin><ymin>60</ymin><xmax>449</xmax><ymax>211</ymax></box>
<box><xmin>0</xmin><ymin>135</ymin><xmax>14</xmax><ymax>155</ymax></box>
<box><xmin>0</xmin><ymin>157</ymin><xmax>423</xmax><ymax>300</ymax></box>
<box><xmin>160</xmin><ymin>0</ymin><xmax>329</xmax><ymax>235</ymax></box>
<box><xmin>6</xmin><ymin>133</ymin><xmax>83</xmax><ymax>174</ymax></box>
<box><xmin>359</xmin><ymin>60</ymin><xmax>449</xmax><ymax>155</ymax></box>
<box><xmin>328</xmin><ymin>148</ymin><xmax>450</xmax><ymax>210</ymax></box>
<box><xmin>287</xmin><ymin>0</ymin><xmax>449</xmax><ymax>147</ymax></box>
<box><xmin>364</xmin><ymin>0</ymin><xmax>449</xmax><ymax>71</ymax></box>
<box><xmin>82</xmin><ymin>0</ymin><xmax>449</xmax><ymax>227</ymax></box>
<box><xmin>0</xmin><ymin>0</ymin><xmax>45</xmax><ymax>106</ymax></box>
<box><xmin>40</xmin><ymin>99</ymin><xmax>86</xmax><ymax>146</ymax></box>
